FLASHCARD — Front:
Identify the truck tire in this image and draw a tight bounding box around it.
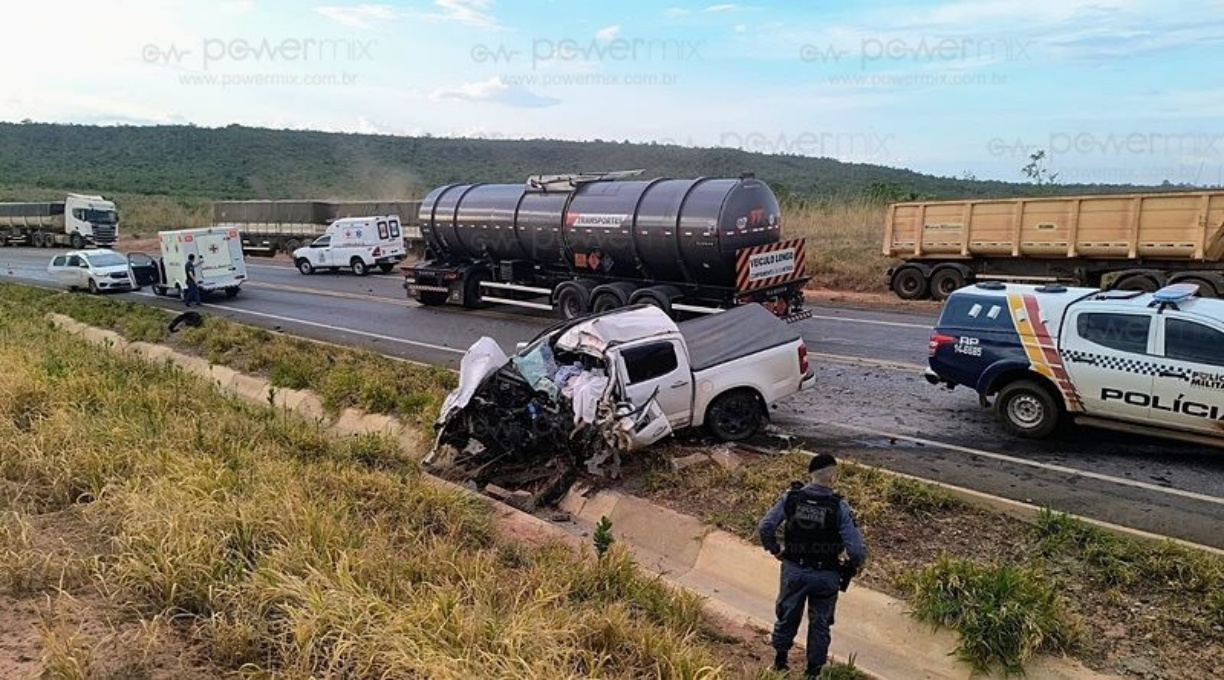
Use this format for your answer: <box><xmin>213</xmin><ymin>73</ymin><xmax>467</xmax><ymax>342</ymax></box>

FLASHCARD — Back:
<box><xmin>555</xmin><ymin>284</ymin><xmax>591</xmax><ymax>320</ymax></box>
<box><xmin>995</xmin><ymin>379</ymin><xmax>1060</xmax><ymax>439</ymax></box>
<box><xmin>590</xmin><ymin>282</ymin><xmax>636</xmax><ymax>314</ymax></box>
<box><xmin>929</xmin><ymin>268</ymin><xmax>967</xmax><ymax>301</ymax></box>
<box><xmin>351</xmin><ymin>258</ymin><xmax>370</xmax><ymax>276</ymax></box>
<box><xmin>705</xmin><ymin>390</ymin><xmax>765</xmax><ymax>442</ymax></box>
<box><xmin>70</xmin><ymin>232</ymin><xmax>84</xmax><ymax>250</ymax></box>
<box><xmin>284</xmin><ymin>239</ymin><xmax>302</xmax><ymax>253</ymax></box>
<box><xmin>32</xmin><ymin>232</ymin><xmax>45</xmax><ymax>248</ymax></box>
<box><xmin>296</xmin><ymin>259</ymin><xmax>314</xmax><ymax>275</ymax></box>
<box><xmin>1177</xmin><ymin>277</ymin><xmax>1218</xmax><ymax>298</ymax></box>
<box><xmin>462</xmin><ymin>270</ymin><xmax>491</xmax><ymax>309</ymax></box>
<box><xmin>630</xmin><ymin>285</ymin><xmax>681</xmax><ymax>317</ymax></box>
<box><xmin>1115</xmin><ymin>273</ymin><xmax>1159</xmax><ymax>293</ymax></box>
<box><xmin>891</xmin><ymin>266</ymin><xmax>929</xmax><ymax>300</ymax></box>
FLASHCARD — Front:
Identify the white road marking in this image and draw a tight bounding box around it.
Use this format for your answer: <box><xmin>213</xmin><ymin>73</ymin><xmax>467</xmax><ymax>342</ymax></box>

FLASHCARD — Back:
<box><xmin>821</xmin><ymin>421</ymin><xmax>1224</xmax><ymax>507</ymax></box>
<box><xmin>131</xmin><ymin>291</ymin><xmax>467</xmax><ymax>355</ymax></box>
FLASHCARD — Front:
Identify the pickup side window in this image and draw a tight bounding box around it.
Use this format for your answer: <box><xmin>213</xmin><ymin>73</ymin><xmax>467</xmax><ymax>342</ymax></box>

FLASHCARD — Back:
<box><xmin>52</xmin><ymin>256</ymin><xmax>66</xmax><ymax>267</ymax></box>
<box><xmin>378</xmin><ymin>221</ymin><xmax>389</xmax><ymax>239</ymax></box>
<box><xmin>313</xmin><ymin>235</ymin><xmax>330</xmax><ymax>247</ymax></box>
<box><xmin>1165</xmin><ymin>319</ymin><xmax>1224</xmax><ymax>366</ymax></box>
<box><xmin>1076</xmin><ymin>313</ymin><xmax>1150</xmax><ymax>354</ymax></box>
<box><xmin>622</xmin><ymin>342</ymin><xmax>678</xmax><ymax>384</ymax></box>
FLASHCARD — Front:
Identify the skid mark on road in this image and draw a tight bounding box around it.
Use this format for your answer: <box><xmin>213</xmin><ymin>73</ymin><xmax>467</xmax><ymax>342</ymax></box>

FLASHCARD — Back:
<box><xmin>818</xmin><ymin>421</ymin><xmax>1224</xmax><ymax>507</ymax></box>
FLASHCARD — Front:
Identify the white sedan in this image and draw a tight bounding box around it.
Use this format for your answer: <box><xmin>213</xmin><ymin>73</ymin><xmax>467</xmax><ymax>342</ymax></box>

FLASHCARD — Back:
<box><xmin>47</xmin><ymin>249</ymin><xmax>137</xmax><ymax>294</ymax></box>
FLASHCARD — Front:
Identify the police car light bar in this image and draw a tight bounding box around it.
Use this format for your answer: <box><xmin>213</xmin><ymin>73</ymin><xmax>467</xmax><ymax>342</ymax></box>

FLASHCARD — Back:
<box><xmin>1153</xmin><ymin>283</ymin><xmax>1199</xmax><ymax>303</ymax></box>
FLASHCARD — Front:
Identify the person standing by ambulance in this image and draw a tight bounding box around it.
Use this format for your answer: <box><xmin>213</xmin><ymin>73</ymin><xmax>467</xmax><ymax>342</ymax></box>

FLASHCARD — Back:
<box><xmin>758</xmin><ymin>454</ymin><xmax>866</xmax><ymax>678</ymax></box>
<box><xmin>184</xmin><ymin>253</ymin><xmax>201</xmax><ymax>307</ymax></box>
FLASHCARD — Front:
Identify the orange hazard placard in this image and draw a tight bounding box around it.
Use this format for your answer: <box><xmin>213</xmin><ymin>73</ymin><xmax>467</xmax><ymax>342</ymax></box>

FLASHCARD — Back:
<box><xmin>736</xmin><ymin>238</ymin><xmax>807</xmax><ymax>291</ymax></box>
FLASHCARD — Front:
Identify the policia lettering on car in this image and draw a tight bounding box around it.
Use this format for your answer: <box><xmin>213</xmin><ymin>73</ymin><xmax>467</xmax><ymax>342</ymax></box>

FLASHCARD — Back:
<box><xmin>1100</xmin><ymin>388</ymin><xmax>1224</xmax><ymax>421</ymax></box>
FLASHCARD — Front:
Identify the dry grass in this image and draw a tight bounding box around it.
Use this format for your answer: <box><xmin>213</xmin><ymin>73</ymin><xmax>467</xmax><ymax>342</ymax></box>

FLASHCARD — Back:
<box><xmin>0</xmin><ymin>298</ymin><xmax>738</xmax><ymax>678</ymax></box>
<box><xmin>0</xmin><ymin>283</ymin><xmax>457</xmax><ymax>426</ymax></box>
<box><xmin>784</xmin><ymin>199</ymin><xmax>892</xmax><ymax>292</ymax></box>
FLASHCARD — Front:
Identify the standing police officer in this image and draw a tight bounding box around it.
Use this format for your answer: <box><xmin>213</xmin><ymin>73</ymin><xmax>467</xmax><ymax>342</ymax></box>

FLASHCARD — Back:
<box><xmin>758</xmin><ymin>454</ymin><xmax>866</xmax><ymax>678</ymax></box>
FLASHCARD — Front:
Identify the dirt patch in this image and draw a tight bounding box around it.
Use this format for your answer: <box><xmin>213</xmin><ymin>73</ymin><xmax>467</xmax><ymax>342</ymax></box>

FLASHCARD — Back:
<box><xmin>631</xmin><ymin>446</ymin><xmax>1224</xmax><ymax>680</ymax></box>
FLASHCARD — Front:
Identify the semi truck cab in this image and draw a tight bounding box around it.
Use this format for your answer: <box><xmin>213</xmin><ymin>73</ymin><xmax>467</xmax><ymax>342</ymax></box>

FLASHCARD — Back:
<box><xmin>64</xmin><ymin>194</ymin><xmax>119</xmax><ymax>247</ymax></box>
<box><xmin>927</xmin><ymin>281</ymin><xmax>1224</xmax><ymax>447</ymax></box>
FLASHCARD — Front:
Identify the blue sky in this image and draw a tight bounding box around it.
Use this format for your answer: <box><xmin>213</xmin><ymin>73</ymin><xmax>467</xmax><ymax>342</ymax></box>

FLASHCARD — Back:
<box><xmin>2</xmin><ymin>0</ymin><xmax>1221</xmax><ymax>185</ymax></box>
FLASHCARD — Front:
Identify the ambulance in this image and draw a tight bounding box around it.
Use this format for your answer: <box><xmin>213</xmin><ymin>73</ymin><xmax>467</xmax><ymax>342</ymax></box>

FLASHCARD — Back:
<box><xmin>151</xmin><ymin>227</ymin><xmax>247</xmax><ymax>299</ymax></box>
<box><xmin>291</xmin><ymin>215</ymin><xmax>407</xmax><ymax>276</ymax></box>
<box><xmin>926</xmin><ymin>282</ymin><xmax>1224</xmax><ymax>448</ymax></box>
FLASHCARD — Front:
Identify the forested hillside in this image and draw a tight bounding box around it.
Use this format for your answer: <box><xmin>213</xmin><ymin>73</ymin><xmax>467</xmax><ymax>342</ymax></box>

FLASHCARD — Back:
<box><xmin>0</xmin><ymin>122</ymin><xmax>1173</xmax><ymax>202</ymax></box>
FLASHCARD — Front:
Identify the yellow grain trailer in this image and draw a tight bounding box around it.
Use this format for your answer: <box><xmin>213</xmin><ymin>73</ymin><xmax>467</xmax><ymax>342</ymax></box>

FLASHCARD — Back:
<box><xmin>884</xmin><ymin>190</ymin><xmax>1224</xmax><ymax>299</ymax></box>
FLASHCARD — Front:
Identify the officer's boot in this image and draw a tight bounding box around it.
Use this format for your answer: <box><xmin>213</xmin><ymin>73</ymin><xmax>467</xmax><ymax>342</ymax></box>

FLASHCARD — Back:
<box><xmin>772</xmin><ymin>649</ymin><xmax>789</xmax><ymax>672</ymax></box>
<box><xmin>804</xmin><ymin>664</ymin><xmax>823</xmax><ymax>679</ymax></box>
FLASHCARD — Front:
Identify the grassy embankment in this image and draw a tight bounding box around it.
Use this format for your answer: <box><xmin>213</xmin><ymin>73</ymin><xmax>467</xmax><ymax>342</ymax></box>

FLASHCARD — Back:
<box><xmin>642</xmin><ymin>451</ymin><xmax>1224</xmax><ymax>677</ymax></box>
<box><xmin>0</xmin><ymin>285</ymin><xmax>773</xmax><ymax>678</ymax></box>
<box><xmin>783</xmin><ymin>199</ymin><xmax>891</xmax><ymax>293</ymax></box>
<box><xmin>0</xmin><ymin>283</ymin><xmax>455</xmax><ymax>428</ymax></box>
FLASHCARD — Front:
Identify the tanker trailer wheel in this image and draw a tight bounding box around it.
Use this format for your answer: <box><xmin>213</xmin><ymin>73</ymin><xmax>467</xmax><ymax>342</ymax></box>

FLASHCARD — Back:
<box><xmin>590</xmin><ymin>282</ymin><xmax>636</xmax><ymax>314</ymax></box>
<box><xmin>630</xmin><ymin>286</ymin><xmax>680</xmax><ymax>318</ymax></box>
<box><xmin>929</xmin><ymin>267</ymin><xmax>968</xmax><ymax>301</ymax></box>
<box><xmin>705</xmin><ymin>390</ymin><xmax>765</xmax><ymax>442</ymax></box>
<box><xmin>70</xmin><ymin>232</ymin><xmax>84</xmax><ymax>250</ymax></box>
<box><xmin>296</xmin><ymin>259</ymin><xmax>315</xmax><ymax>275</ymax></box>
<box><xmin>350</xmin><ymin>258</ymin><xmax>370</xmax><ymax>277</ymax></box>
<box><xmin>33</xmin><ymin>232</ymin><xmax>46</xmax><ymax>248</ymax></box>
<box><xmin>891</xmin><ymin>266</ymin><xmax>930</xmax><ymax>300</ymax></box>
<box><xmin>555</xmin><ymin>284</ymin><xmax>591</xmax><ymax>320</ymax></box>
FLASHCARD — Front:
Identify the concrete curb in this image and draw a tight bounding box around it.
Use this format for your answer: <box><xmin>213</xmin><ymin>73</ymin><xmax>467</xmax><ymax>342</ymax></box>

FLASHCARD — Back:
<box><xmin>560</xmin><ymin>487</ymin><xmax>1116</xmax><ymax>680</ymax></box>
<box><xmin>49</xmin><ymin>313</ymin><xmax>1117</xmax><ymax>679</ymax></box>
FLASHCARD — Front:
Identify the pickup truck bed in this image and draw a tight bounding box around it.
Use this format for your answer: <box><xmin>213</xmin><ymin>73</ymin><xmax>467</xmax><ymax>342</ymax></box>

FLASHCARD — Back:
<box><xmin>679</xmin><ymin>304</ymin><xmax>803</xmax><ymax>371</ymax></box>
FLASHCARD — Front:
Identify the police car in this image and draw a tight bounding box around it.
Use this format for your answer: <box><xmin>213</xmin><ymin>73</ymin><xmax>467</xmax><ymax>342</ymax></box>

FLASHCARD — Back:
<box><xmin>926</xmin><ymin>282</ymin><xmax>1224</xmax><ymax>447</ymax></box>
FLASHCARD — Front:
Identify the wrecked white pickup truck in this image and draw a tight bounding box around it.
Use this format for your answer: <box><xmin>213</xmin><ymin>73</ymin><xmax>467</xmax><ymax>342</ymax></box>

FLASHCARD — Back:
<box><xmin>428</xmin><ymin>304</ymin><xmax>814</xmax><ymax>506</ymax></box>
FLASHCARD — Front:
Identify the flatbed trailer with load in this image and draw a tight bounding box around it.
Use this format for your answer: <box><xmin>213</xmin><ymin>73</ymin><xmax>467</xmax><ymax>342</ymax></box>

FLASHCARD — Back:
<box><xmin>405</xmin><ymin>171</ymin><xmax>810</xmax><ymax>321</ymax></box>
<box><xmin>213</xmin><ymin>200</ymin><xmax>423</xmax><ymax>256</ymax></box>
<box><xmin>885</xmin><ymin>190</ymin><xmax>1224</xmax><ymax>300</ymax></box>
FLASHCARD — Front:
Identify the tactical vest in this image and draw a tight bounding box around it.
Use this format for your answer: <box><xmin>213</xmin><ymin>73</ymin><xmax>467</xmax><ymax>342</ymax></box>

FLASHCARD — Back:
<box><xmin>781</xmin><ymin>484</ymin><xmax>844</xmax><ymax>570</ymax></box>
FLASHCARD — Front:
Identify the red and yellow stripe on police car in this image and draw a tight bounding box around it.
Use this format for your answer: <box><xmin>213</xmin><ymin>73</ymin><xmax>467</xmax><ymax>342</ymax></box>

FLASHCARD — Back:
<box><xmin>736</xmin><ymin>238</ymin><xmax>807</xmax><ymax>292</ymax></box>
<box><xmin>1006</xmin><ymin>292</ymin><xmax>1084</xmax><ymax>412</ymax></box>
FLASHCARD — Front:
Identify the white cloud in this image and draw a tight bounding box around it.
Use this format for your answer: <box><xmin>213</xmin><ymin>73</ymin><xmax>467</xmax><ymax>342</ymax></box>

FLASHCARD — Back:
<box><xmin>430</xmin><ymin>77</ymin><xmax>560</xmax><ymax>108</ymax></box>
<box><xmin>665</xmin><ymin>7</ymin><xmax>692</xmax><ymax>17</ymax></box>
<box><xmin>314</xmin><ymin>4</ymin><xmax>397</xmax><ymax>29</ymax></box>
<box><xmin>426</xmin><ymin>0</ymin><xmax>500</xmax><ymax>28</ymax></box>
<box><xmin>595</xmin><ymin>25</ymin><xmax>621</xmax><ymax>42</ymax></box>
<box><xmin>734</xmin><ymin>24</ymin><xmax>748</xmax><ymax>34</ymax></box>
<box><xmin>217</xmin><ymin>0</ymin><xmax>256</xmax><ymax>15</ymax></box>
<box><xmin>705</xmin><ymin>4</ymin><xmax>739</xmax><ymax>12</ymax></box>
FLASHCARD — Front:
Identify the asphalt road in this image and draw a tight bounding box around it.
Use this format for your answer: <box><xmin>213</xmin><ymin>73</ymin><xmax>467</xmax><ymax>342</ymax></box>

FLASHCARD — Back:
<box><xmin>3</xmin><ymin>247</ymin><xmax>1222</xmax><ymax>548</ymax></box>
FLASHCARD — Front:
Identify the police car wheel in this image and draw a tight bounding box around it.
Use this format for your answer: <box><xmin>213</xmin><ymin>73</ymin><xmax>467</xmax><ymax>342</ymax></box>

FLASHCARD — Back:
<box><xmin>996</xmin><ymin>380</ymin><xmax>1059</xmax><ymax>439</ymax></box>
<box><xmin>891</xmin><ymin>267</ymin><xmax>929</xmax><ymax>300</ymax></box>
<box><xmin>705</xmin><ymin>391</ymin><xmax>763</xmax><ymax>442</ymax></box>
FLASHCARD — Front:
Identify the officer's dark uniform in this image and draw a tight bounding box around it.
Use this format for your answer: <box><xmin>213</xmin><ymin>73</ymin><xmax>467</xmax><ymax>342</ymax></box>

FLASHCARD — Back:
<box><xmin>758</xmin><ymin>454</ymin><xmax>866</xmax><ymax>676</ymax></box>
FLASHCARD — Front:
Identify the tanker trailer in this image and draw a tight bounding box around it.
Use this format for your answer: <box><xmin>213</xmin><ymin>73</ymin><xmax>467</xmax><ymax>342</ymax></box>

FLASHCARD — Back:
<box><xmin>885</xmin><ymin>189</ymin><xmax>1224</xmax><ymax>300</ymax></box>
<box><xmin>404</xmin><ymin>171</ymin><xmax>810</xmax><ymax>321</ymax></box>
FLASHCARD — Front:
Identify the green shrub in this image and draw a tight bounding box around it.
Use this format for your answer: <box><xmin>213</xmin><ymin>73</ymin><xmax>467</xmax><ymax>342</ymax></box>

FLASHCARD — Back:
<box><xmin>906</xmin><ymin>555</ymin><xmax>1080</xmax><ymax>675</ymax></box>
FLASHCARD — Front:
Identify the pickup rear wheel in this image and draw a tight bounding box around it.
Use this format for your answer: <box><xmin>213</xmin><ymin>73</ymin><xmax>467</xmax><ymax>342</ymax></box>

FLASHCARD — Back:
<box><xmin>996</xmin><ymin>379</ymin><xmax>1059</xmax><ymax>439</ymax></box>
<box><xmin>705</xmin><ymin>391</ymin><xmax>764</xmax><ymax>442</ymax></box>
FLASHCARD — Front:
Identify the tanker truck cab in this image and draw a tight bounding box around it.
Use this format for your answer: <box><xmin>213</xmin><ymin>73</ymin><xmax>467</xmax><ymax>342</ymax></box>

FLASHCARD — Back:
<box><xmin>64</xmin><ymin>194</ymin><xmax>119</xmax><ymax>248</ymax></box>
<box><xmin>927</xmin><ymin>281</ymin><xmax>1224</xmax><ymax>448</ymax></box>
<box><xmin>293</xmin><ymin>215</ymin><xmax>405</xmax><ymax>276</ymax></box>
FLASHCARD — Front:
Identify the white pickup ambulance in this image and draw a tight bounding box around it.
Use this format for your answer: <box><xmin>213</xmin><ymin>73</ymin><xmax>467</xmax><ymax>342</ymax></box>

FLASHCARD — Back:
<box><xmin>927</xmin><ymin>282</ymin><xmax>1224</xmax><ymax>448</ymax></box>
<box><xmin>292</xmin><ymin>215</ymin><xmax>406</xmax><ymax>276</ymax></box>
